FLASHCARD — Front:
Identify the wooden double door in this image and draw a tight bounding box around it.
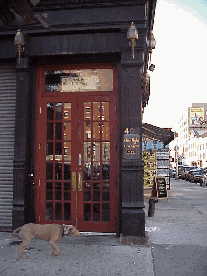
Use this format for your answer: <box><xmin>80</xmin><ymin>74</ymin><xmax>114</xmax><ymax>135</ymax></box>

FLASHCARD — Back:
<box><xmin>36</xmin><ymin>69</ymin><xmax>118</xmax><ymax>232</ymax></box>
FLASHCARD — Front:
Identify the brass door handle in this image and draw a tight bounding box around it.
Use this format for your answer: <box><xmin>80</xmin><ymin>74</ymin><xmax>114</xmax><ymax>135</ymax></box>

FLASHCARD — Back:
<box><xmin>72</xmin><ymin>172</ymin><xmax>76</xmax><ymax>191</ymax></box>
<box><xmin>78</xmin><ymin>172</ymin><xmax>82</xmax><ymax>191</ymax></box>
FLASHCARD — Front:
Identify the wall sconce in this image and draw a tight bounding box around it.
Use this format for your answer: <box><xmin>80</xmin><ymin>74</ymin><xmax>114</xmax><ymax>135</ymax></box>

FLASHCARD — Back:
<box><xmin>14</xmin><ymin>29</ymin><xmax>25</xmax><ymax>64</ymax></box>
<box><xmin>153</xmin><ymin>139</ymin><xmax>157</xmax><ymax>149</ymax></box>
<box><xmin>146</xmin><ymin>31</ymin><xmax>156</xmax><ymax>71</ymax></box>
<box><xmin>143</xmin><ymin>139</ymin><xmax>148</xmax><ymax>150</ymax></box>
<box><xmin>127</xmin><ymin>22</ymin><xmax>138</xmax><ymax>59</ymax></box>
<box><xmin>146</xmin><ymin>31</ymin><xmax>156</xmax><ymax>53</ymax></box>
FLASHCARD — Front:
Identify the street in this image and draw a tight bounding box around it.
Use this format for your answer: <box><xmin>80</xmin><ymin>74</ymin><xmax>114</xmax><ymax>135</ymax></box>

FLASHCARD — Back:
<box><xmin>146</xmin><ymin>178</ymin><xmax>207</xmax><ymax>276</ymax></box>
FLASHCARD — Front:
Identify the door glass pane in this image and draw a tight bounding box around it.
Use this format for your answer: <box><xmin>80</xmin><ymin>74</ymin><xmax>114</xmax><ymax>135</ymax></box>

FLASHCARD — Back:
<box><xmin>84</xmin><ymin>182</ymin><xmax>91</xmax><ymax>189</ymax></box>
<box><xmin>84</xmin><ymin>162</ymin><xmax>91</xmax><ymax>181</ymax></box>
<box><xmin>84</xmin><ymin>182</ymin><xmax>91</xmax><ymax>201</ymax></box>
<box><xmin>102</xmin><ymin>122</ymin><xmax>110</xmax><ymax>140</ymax></box>
<box><xmin>46</xmin><ymin>142</ymin><xmax>53</xmax><ymax>161</ymax></box>
<box><xmin>93</xmin><ymin>204</ymin><xmax>100</xmax><ymax>221</ymax></box>
<box><xmin>84</xmin><ymin>204</ymin><xmax>91</xmax><ymax>221</ymax></box>
<box><xmin>46</xmin><ymin>182</ymin><xmax>53</xmax><ymax>200</ymax></box>
<box><xmin>93</xmin><ymin>142</ymin><xmax>100</xmax><ymax>161</ymax></box>
<box><xmin>93</xmin><ymin>183</ymin><xmax>100</xmax><ymax>201</ymax></box>
<box><xmin>93</xmin><ymin>102</ymin><xmax>101</xmax><ymax>121</ymax></box>
<box><xmin>55</xmin><ymin>142</ymin><xmax>62</xmax><ymax>160</ymax></box>
<box><xmin>102</xmin><ymin>203</ymin><xmax>110</xmax><ymax>222</ymax></box>
<box><xmin>47</xmin><ymin>103</ymin><xmax>54</xmax><ymax>120</ymax></box>
<box><xmin>46</xmin><ymin>202</ymin><xmax>53</xmax><ymax>220</ymax></box>
<box><xmin>64</xmin><ymin>122</ymin><xmax>71</xmax><ymax>140</ymax></box>
<box><xmin>93</xmin><ymin>163</ymin><xmax>100</xmax><ymax>181</ymax></box>
<box><xmin>102</xmin><ymin>163</ymin><xmax>110</xmax><ymax>180</ymax></box>
<box><xmin>45</xmin><ymin>69</ymin><xmax>113</xmax><ymax>92</ymax></box>
<box><xmin>64</xmin><ymin>203</ymin><xmax>71</xmax><ymax>221</ymax></box>
<box><xmin>102</xmin><ymin>102</ymin><xmax>109</xmax><ymax>121</ymax></box>
<box><xmin>84</xmin><ymin>122</ymin><xmax>91</xmax><ymax>140</ymax></box>
<box><xmin>46</xmin><ymin>163</ymin><xmax>53</xmax><ymax>180</ymax></box>
<box><xmin>102</xmin><ymin>142</ymin><xmax>110</xmax><ymax>162</ymax></box>
<box><xmin>55</xmin><ymin>103</ymin><xmax>62</xmax><ymax>120</ymax></box>
<box><xmin>102</xmin><ymin>183</ymin><xmax>110</xmax><ymax>201</ymax></box>
<box><xmin>55</xmin><ymin>182</ymin><xmax>62</xmax><ymax>200</ymax></box>
<box><xmin>97</xmin><ymin>69</ymin><xmax>113</xmax><ymax>91</ymax></box>
<box><xmin>55</xmin><ymin>123</ymin><xmax>62</xmax><ymax>140</ymax></box>
<box><xmin>84</xmin><ymin>190</ymin><xmax>91</xmax><ymax>201</ymax></box>
<box><xmin>63</xmin><ymin>103</ymin><xmax>71</xmax><ymax>120</ymax></box>
<box><xmin>84</xmin><ymin>102</ymin><xmax>91</xmax><ymax>120</ymax></box>
<box><xmin>64</xmin><ymin>182</ymin><xmax>71</xmax><ymax>200</ymax></box>
<box><xmin>64</xmin><ymin>162</ymin><xmax>71</xmax><ymax>180</ymax></box>
<box><xmin>55</xmin><ymin>163</ymin><xmax>62</xmax><ymax>180</ymax></box>
<box><xmin>45</xmin><ymin>71</ymin><xmax>61</xmax><ymax>92</ymax></box>
<box><xmin>47</xmin><ymin>123</ymin><xmax>53</xmax><ymax>140</ymax></box>
<box><xmin>64</xmin><ymin>142</ymin><xmax>71</xmax><ymax>161</ymax></box>
<box><xmin>93</xmin><ymin>122</ymin><xmax>100</xmax><ymax>140</ymax></box>
<box><xmin>55</xmin><ymin>202</ymin><xmax>62</xmax><ymax>220</ymax></box>
<box><xmin>84</xmin><ymin>142</ymin><xmax>91</xmax><ymax>162</ymax></box>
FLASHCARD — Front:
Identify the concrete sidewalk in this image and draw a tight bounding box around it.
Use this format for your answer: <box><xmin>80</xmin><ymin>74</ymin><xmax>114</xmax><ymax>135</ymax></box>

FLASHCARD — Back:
<box><xmin>0</xmin><ymin>230</ymin><xmax>154</xmax><ymax>276</ymax></box>
<box><xmin>1</xmin><ymin>179</ymin><xmax>188</xmax><ymax>276</ymax></box>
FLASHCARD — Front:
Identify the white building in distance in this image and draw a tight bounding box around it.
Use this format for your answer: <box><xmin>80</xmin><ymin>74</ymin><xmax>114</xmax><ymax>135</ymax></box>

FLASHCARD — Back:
<box><xmin>170</xmin><ymin>103</ymin><xmax>207</xmax><ymax>168</ymax></box>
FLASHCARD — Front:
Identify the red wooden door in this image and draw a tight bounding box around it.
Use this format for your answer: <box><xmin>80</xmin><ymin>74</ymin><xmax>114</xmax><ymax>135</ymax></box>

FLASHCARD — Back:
<box><xmin>35</xmin><ymin>66</ymin><xmax>118</xmax><ymax>232</ymax></box>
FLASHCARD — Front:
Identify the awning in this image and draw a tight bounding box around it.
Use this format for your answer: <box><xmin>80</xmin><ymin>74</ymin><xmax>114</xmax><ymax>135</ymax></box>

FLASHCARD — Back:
<box><xmin>142</xmin><ymin>123</ymin><xmax>175</xmax><ymax>146</ymax></box>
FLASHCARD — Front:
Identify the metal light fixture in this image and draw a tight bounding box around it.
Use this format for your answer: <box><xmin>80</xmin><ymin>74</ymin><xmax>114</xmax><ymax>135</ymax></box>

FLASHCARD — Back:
<box><xmin>14</xmin><ymin>29</ymin><xmax>25</xmax><ymax>64</ymax></box>
<box><xmin>127</xmin><ymin>22</ymin><xmax>138</xmax><ymax>59</ymax></box>
<box><xmin>153</xmin><ymin>139</ymin><xmax>157</xmax><ymax>149</ymax></box>
<box><xmin>146</xmin><ymin>31</ymin><xmax>156</xmax><ymax>53</ymax></box>
<box><xmin>143</xmin><ymin>139</ymin><xmax>148</xmax><ymax>150</ymax></box>
<box><xmin>146</xmin><ymin>31</ymin><xmax>156</xmax><ymax>72</ymax></box>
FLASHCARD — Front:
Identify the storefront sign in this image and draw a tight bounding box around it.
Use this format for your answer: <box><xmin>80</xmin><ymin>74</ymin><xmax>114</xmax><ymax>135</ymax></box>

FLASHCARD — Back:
<box><xmin>123</xmin><ymin>128</ymin><xmax>140</xmax><ymax>159</ymax></box>
<box><xmin>156</xmin><ymin>177</ymin><xmax>167</xmax><ymax>198</ymax></box>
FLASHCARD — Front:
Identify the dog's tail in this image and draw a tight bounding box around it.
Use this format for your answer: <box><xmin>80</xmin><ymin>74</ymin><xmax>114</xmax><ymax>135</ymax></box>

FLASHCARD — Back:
<box><xmin>12</xmin><ymin>227</ymin><xmax>22</xmax><ymax>234</ymax></box>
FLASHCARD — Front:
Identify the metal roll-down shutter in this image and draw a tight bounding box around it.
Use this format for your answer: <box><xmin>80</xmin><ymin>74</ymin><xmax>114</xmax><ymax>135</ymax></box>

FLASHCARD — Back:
<box><xmin>0</xmin><ymin>64</ymin><xmax>16</xmax><ymax>231</ymax></box>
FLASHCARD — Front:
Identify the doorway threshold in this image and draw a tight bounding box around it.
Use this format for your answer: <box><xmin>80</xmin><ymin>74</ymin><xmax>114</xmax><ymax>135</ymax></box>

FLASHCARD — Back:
<box><xmin>80</xmin><ymin>232</ymin><xmax>116</xmax><ymax>236</ymax></box>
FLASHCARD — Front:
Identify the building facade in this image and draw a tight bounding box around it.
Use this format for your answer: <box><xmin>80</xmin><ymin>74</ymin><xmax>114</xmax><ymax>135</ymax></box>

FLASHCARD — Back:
<box><xmin>170</xmin><ymin>103</ymin><xmax>207</xmax><ymax>168</ymax></box>
<box><xmin>0</xmin><ymin>0</ymin><xmax>157</xmax><ymax>235</ymax></box>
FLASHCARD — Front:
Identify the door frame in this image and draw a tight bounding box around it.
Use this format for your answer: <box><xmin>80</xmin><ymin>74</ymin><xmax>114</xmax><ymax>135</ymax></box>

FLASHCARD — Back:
<box><xmin>35</xmin><ymin>63</ymin><xmax>119</xmax><ymax>232</ymax></box>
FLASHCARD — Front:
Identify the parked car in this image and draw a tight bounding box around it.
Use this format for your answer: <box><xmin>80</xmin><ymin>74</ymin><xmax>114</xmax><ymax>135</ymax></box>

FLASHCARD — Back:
<box><xmin>181</xmin><ymin>166</ymin><xmax>196</xmax><ymax>180</ymax></box>
<box><xmin>170</xmin><ymin>168</ymin><xmax>176</xmax><ymax>178</ymax></box>
<box><xmin>188</xmin><ymin>170</ymin><xmax>201</xmax><ymax>183</ymax></box>
<box><xmin>187</xmin><ymin>169</ymin><xmax>198</xmax><ymax>182</ymax></box>
<box><xmin>192</xmin><ymin>170</ymin><xmax>206</xmax><ymax>184</ymax></box>
<box><xmin>178</xmin><ymin>165</ymin><xmax>183</xmax><ymax>179</ymax></box>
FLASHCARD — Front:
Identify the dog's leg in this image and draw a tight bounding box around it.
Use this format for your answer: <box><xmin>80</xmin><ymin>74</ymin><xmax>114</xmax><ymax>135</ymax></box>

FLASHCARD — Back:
<box><xmin>48</xmin><ymin>240</ymin><xmax>62</xmax><ymax>256</ymax></box>
<box><xmin>15</xmin><ymin>239</ymin><xmax>30</xmax><ymax>261</ymax></box>
<box><xmin>15</xmin><ymin>245</ymin><xmax>21</xmax><ymax>261</ymax></box>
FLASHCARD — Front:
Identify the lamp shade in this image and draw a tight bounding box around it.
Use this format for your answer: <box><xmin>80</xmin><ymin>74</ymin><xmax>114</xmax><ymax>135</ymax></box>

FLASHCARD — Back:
<box><xmin>146</xmin><ymin>32</ymin><xmax>156</xmax><ymax>50</ymax></box>
<box><xmin>14</xmin><ymin>29</ymin><xmax>25</xmax><ymax>47</ymax></box>
<box><xmin>127</xmin><ymin>22</ymin><xmax>138</xmax><ymax>41</ymax></box>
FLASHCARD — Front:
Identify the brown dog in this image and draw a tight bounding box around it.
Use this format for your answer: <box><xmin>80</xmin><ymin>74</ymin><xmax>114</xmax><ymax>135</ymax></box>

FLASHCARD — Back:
<box><xmin>11</xmin><ymin>223</ymin><xmax>81</xmax><ymax>260</ymax></box>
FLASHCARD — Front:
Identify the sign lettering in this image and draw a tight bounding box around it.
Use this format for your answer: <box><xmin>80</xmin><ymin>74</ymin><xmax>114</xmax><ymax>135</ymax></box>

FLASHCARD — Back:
<box><xmin>123</xmin><ymin>129</ymin><xmax>140</xmax><ymax>159</ymax></box>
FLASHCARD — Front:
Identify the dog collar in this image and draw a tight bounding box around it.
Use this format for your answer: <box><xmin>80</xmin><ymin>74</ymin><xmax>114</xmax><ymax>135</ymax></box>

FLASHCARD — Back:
<box><xmin>62</xmin><ymin>224</ymin><xmax>65</xmax><ymax>237</ymax></box>
<box><xmin>62</xmin><ymin>224</ymin><xmax>70</xmax><ymax>237</ymax></box>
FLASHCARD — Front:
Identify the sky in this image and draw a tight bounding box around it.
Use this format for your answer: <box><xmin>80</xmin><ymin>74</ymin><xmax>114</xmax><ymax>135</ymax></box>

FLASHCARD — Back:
<box><xmin>142</xmin><ymin>0</ymin><xmax>207</xmax><ymax>131</ymax></box>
